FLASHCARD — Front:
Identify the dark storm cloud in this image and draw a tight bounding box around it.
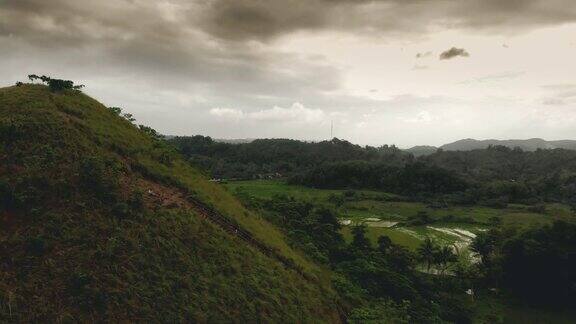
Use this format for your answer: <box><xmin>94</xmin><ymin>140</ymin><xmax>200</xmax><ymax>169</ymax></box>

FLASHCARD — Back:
<box><xmin>0</xmin><ymin>0</ymin><xmax>343</xmax><ymax>102</ymax></box>
<box><xmin>1</xmin><ymin>0</ymin><xmax>574</xmax><ymax>81</ymax></box>
<box><xmin>6</xmin><ymin>0</ymin><xmax>570</xmax><ymax>45</ymax></box>
<box><xmin>199</xmin><ymin>0</ymin><xmax>328</xmax><ymax>41</ymax></box>
<box><xmin>200</xmin><ymin>0</ymin><xmax>576</xmax><ymax>41</ymax></box>
<box><xmin>439</xmin><ymin>47</ymin><xmax>470</xmax><ymax>60</ymax></box>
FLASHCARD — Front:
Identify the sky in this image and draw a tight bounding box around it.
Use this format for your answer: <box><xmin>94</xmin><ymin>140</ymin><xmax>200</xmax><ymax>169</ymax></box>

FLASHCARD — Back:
<box><xmin>1</xmin><ymin>0</ymin><xmax>576</xmax><ymax>148</ymax></box>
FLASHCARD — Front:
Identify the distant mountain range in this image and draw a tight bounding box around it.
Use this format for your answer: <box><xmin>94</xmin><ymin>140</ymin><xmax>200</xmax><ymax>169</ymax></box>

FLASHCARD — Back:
<box><xmin>215</xmin><ymin>138</ymin><xmax>256</xmax><ymax>144</ymax></box>
<box><xmin>168</xmin><ymin>135</ymin><xmax>576</xmax><ymax>156</ymax></box>
<box><xmin>406</xmin><ymin>138</ymin><xmax>576</xmax><ymax>156</ymax></box>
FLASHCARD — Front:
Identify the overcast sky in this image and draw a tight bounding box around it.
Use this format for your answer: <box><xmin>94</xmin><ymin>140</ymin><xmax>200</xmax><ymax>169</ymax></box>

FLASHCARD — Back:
<box><xmin>1</xmin><ymin>0</ymin><xmax>576</xmax><ymax>147</ymax></box>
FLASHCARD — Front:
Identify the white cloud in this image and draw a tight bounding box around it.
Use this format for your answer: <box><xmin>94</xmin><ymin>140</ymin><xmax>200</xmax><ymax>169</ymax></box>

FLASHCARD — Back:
<box><xmin>210</xmin><ymin>102</ymin><xmax>327</xmax><ymax>124</ymax></box>
<box><xmin>539</xmin><ymin>84</ymin><xmax>576</xmax><ymax>106</ymax></box>
<box><xmin>209</xmin><ymin>107</ymin><xmax>245</xmax><ymax>120</ymax></box>
<box><xmin>399</xmin><ymin>111</ymin><xmax>437</xmax><ymax>124</ymax></box>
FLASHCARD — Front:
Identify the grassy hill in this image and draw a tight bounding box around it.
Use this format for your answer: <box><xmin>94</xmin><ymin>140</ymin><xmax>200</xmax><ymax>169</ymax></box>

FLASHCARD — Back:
<box><xmin>0</xmin><ymin>84</ymin><xmax>341</xmax><ymax>322</ymax></box>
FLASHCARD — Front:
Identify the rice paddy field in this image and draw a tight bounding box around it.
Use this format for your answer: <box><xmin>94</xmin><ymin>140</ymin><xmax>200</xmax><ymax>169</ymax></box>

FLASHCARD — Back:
<box><xmin>225</xmin><ymin>179</ymin><xmax>576</xmax><ymax>322</ymax></box>
<box><xmin>224</xmin><ymin>180</ymin><xmax>576</xmax><ymax>252</ymax></box>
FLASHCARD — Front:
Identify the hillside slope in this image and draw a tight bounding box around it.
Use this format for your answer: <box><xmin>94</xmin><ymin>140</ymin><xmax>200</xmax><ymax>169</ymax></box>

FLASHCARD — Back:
<box><xmin>0</xmin><ymin>84</ymin><xmax>341</xmax><ymax>322</ymax></box>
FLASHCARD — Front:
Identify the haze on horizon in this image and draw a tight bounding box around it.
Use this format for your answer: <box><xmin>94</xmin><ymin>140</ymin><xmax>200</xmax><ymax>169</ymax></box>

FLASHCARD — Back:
<box><xmin>1</xmin><ymin>0</ymin><xmax>576</xmax><ymax>147</ymax></box>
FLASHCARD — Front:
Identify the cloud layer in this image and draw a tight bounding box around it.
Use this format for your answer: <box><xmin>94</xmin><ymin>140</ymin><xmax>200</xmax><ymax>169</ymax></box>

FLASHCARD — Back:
<box><xmin>201</xmin><ymin>0</ymin><xmax>576</xmax><ymax>41</ymax></box>
<box><xmin>1</xmin><ymin>0</ymin><xmax>576</xmax><ymax>146</ymax></box>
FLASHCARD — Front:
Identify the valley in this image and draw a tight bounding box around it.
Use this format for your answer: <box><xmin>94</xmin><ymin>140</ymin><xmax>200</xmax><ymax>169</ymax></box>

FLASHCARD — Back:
<box><xmin>225</xmin><ymin>179</ymin><xmax>574</xmax><ymax>255</ymax></box>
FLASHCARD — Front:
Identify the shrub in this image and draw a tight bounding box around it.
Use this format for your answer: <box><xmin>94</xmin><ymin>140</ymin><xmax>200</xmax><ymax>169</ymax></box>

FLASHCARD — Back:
<box><xmin>349</xmin><ymin>300</ymin><xmax>412</xmax><ymax>324</ymax></box>
<box><xmin>129</xmin><ymin>190</ymin><xmax>145</xmax><ymax>212</ymax></box>
<box><xmin>108</xmin><ymin>107</ymin><xmax>122</xmax><ymax>115</ymax></box>
<box><xmin>482</xmin><ymin>197</ymin><xmax>508</xmax><ymax>209</ymax></box>
<box><xmin>112</xmin><ymin>203</ymin><xmax>131</xmax><ymax>219</ymax></box>
<box><xmin>27</xmin><ymin>237</ymin><xmax>47</xmax><ymax>256</ymax></box>
<box><xmin>28</xmin><ymin>74</ymin><xmax>85</xmax><ymax>93</ymax></box>
<box><xmin>408</xmin><ymin>211</ymin><xmax>435</xmax><ymax>226</ymax></box>
<box><xmin>527</xmin><ymin>204</ymin><xmax>546</xmax><ymax>213</ymax></box>
<box><xmin>68</xmin><ymin>272</ymin><xmax>92</xmax><ymax>297</ymax></box>
<box><xmin>0</xmin><ymin>180</ymin><xmax>15</xmax><ymax>210</ymax></box>
<box><xmin>79</xmin><ymin>157</ymin><xmax>120</xmax><ymax>202</ymax></box>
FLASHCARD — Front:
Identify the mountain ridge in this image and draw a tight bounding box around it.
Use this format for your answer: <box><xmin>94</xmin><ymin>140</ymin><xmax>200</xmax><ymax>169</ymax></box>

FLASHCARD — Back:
<box><xmin>406</xmin><ymin>138</ymin><xmax>576</xmax><ymax>155</ymax></box>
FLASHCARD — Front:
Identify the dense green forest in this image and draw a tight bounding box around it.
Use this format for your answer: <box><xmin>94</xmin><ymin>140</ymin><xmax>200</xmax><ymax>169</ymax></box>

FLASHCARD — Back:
<box><xmin>167</xmin><ymin>136</ymin><xmax>410</xmax><ymax>179</ymax></box>
<box><xmin>170</xmin><ymin>135</ymin><xmax>576</xmax><ymax>207</ymax></box>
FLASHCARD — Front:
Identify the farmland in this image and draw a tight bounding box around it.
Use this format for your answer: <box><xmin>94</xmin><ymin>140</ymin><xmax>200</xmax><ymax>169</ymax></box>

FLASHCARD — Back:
<box><xmin>224</xmin><ymin>180</ymin><xmax>575</xmax><ymax>251</ymax></box>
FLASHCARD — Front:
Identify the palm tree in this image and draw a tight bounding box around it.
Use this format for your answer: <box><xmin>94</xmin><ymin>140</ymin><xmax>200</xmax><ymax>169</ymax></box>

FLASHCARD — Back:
<box><xmin>418</xmin><ymin>237</ymin><xmax>439</xmax><ymax>272</ymax></box>
<box><xmin>470</xmin><ymin>232</ymin><xmax>494</xmax><ymax>266</ymax></box>
<box><xmin>351</xmin><ymin>224</ymin><xmax>371</xmax><ymax>251</ymax></box>
<box><xmin>435</xmin><ymin>245</ymin><xmax>457</xmax><ymax>275</ymax></box>
<box><xmin>377</xmin><ymin>235</ymin><xmax>392</xmax><ymax>254</ymax></box>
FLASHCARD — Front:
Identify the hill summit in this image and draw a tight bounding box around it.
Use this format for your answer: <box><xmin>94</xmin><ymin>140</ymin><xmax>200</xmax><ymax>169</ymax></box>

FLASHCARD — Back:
<box><xmin>0</xmin><ymin>84</ymin><xmax>340</xmax><ymax>322</ymax></box>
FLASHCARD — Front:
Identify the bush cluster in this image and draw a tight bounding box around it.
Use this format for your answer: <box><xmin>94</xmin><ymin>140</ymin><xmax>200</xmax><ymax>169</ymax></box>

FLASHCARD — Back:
<box><xmin>27</xmin><ymin>74</ymin><xmax>85</xmax><ymax>92</ymax></box>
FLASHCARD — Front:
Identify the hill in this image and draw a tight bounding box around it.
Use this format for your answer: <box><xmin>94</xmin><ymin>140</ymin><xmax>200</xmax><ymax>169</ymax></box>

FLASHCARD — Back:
<box><xmin>0</xmin><ymin>84</ymin><xmax>341</xmax><ymax>322</ymax></box>
<box><xmin>405</xmin><ymin>138</ymin><xmax>576</xmax><ymax>156</ymax></box>
<box><xmin>403</xmin><ymin>145</ymin><xmax>438</xmax><ymax>157</ymax></box>
<box><xmin>168</xmin><ymin>136</ymin><xmax>410</xmax><ymax>179</ymax></box>
<box><xmin>439</xmin><ymin>138</ymin><xmax>576</xmax><ymax>151</ymax></box>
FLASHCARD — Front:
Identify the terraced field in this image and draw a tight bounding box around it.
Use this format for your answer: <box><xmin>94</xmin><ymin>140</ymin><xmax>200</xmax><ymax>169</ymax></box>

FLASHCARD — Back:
<box><xmin>224</xmin><ymin>180</ymin><xmax>576</xmax><ymax>253</ymax></box>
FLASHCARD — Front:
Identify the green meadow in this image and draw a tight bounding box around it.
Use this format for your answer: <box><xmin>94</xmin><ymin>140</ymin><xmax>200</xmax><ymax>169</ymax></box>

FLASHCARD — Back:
<box><xmin>225</xmin><ymin>179</ymin><xmax>575</xmax><ymax>250</ymax></box>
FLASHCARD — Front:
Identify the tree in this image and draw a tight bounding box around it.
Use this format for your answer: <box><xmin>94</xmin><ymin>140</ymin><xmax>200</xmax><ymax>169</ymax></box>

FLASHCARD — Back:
<box><xmin>377</xmin><ymin>235</ymin><xmax>392</xmax><ymax>254</ymax></box>
<box><xmin>418</xmin><ymin>237</ymin><xmax>439</xmax><ymax>272</ymax></box>
<box><xmin>26</xmin><ymin>74</ymin><xmax>85</xmax><ymax>92</ymax></box>
<box><xmin>351</xmin><ymin>224</ymin><xmax>371</xmax><ymax>251</ymax></box>
<box><xmin>499</xmin><ymin>221</ymin><xmax>576</xmax><ymax>305</ymax></box>
<box><xmin>470</xmin><ymin>231</ymin><xmax>496</xmax><ymax>267</ymax></box>
<box><xmin>410</xmin><ymin>210</ymin><xmax>434</xmax><ymax>225</ymax></box>
<box><xmin>328</xmin><ymin>193</ymin><xmax>345</xmax><ymax>208</ymax></box>
<box><xmin>386</xmin><ymin>245</ymin><xmax>416</xmax><ymax>272</ymax></box>
<box><xmin>108</xmin><ymin>107</ymin><xmax>122</xmax><ymax>115</ymax></box>
<box><xmin>122</xmin><ymin>113</ymin><xmax>136</xmax><ymax>123</ymax></box>
<box><xmin>434</xmin><ymin>245</ymin><xmax>457</xmax><ymax>274</ymax></box>
<box><xmin>139</xmin><ymin>125</ymin><xmax>163</xmax><ymax>141</ymax></box>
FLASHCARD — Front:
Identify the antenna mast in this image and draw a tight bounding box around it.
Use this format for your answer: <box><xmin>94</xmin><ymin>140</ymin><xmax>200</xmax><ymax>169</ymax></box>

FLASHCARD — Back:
<box><xmin>330</xmin><ymin>120</ymin><xmax>333</xmax><ymax>139</ymax></box>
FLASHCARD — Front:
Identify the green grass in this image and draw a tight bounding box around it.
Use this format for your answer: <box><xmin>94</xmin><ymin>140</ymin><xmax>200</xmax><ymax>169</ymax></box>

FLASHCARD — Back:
<box><xmin>225</xmin><ymin>179</ymin><xmax>396</xmax><ymax>201</ymax></box>
<box><xmin>225</xmin><ymin>180</ymin><xmax>574</xmax><ymax>226</ymax></box>
<box><xmin>342</xmin><ymin>201</ymin><xmax>425</xmax><ymax>221</ymax></box>
<box><xmin>341</xmin><ymin>226</ymin><xmax>422</xmax><ymax>250</ymax></box>
<box><xmin>344</xmin><ymin>200</ymin><xmax>573</xmax><ymax>227</ymax></box>
<box><xmin>225</xmin><ymin>179</ymin><xmax>576</xmax><ymax>251</ymax></box>
<box><xmin>0</xmin><ymin>84</ymin><xmax>340</xmax><ymax>322</ymax></box>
